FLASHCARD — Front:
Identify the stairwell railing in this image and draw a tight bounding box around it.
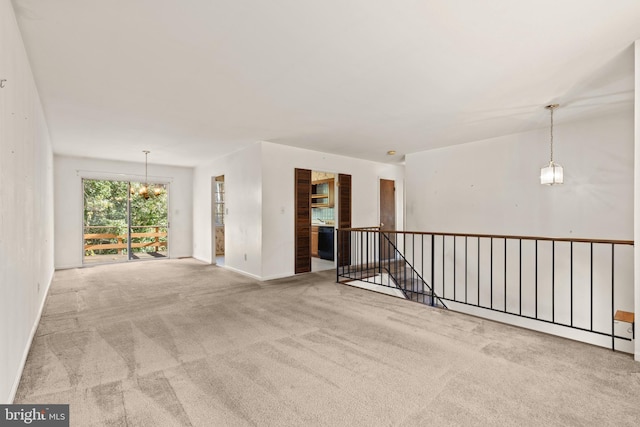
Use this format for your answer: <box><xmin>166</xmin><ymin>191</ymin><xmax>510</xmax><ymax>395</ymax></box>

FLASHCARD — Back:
<box><xmin>336</xmin><ymin>227</ymin><xmax>634</xmax><ymax>351</ymax></box>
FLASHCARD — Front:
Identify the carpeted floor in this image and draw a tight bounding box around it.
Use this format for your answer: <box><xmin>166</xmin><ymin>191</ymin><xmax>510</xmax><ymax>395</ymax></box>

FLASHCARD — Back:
<box><xmin>15</xmin><ymin>259</ymin><xmax>640</xmax><ymax>426</ymax></box>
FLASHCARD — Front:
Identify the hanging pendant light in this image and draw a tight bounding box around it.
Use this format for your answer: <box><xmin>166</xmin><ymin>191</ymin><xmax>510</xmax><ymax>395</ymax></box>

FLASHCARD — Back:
<box><xmin>132</xmin><ymin>150</ymin><xmax>163</xmax><ymax>199</ymax></box>
<box><xmin>540</xmin><ymin>104</ymin><xmax>563</xmax><ymax>185</ymax></box>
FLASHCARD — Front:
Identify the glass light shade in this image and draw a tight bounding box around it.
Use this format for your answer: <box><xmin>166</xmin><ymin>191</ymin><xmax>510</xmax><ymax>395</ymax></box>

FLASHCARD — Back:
<box><xmin>540</xmin><ymin>162</ymin><xmax>563</xmax><ymax>185</ymax></box>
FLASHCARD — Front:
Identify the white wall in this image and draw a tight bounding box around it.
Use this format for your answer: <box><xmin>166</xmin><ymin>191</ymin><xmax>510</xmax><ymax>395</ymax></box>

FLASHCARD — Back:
<box><xmin>635</xmin><ymin>40</ymin><xmax>640</xmax><ymax>362</ymax></box>
<box><xmin>406</xmin><ymin>110</ymin><xmax>634</xmax><ymax>353</ymax></box>
<box><xmin>192</xmin><ymin>143</ymin><xmax>263</xmax><ymax>277</ymax></box>
<box><xmin>406</xmin><ymin>111</ymin><xmax>633</xmax><ymax>239</ymax></box>
<box><xmin>54</xmin><ymin>155</ymin><xmax>193</xmax><ymax>269</ymax></box>
<box><xmin>260</xmin><ymin>142</ymin><xmax>405</xmax><ymax>280</ymax></box>
<box><xmin>0</xmin><ymin>0</ymin><xmax>55</xmax><ymax>403</ymax></box>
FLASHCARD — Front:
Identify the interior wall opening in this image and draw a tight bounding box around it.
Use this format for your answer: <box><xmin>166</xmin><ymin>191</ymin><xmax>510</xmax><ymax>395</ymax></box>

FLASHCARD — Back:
<box><xmin>296</xmin><ymin>169</ymin><xmax>351</xmax><ymax>274</ymax></box>
<box><xmin>213</xmin><ymin>175</ymin><xmax>225</xmax><ymax>266</ymax></box>
<box><xmin>311</xmin><ymin>170</ymin><xmax>336</xmax><ymax>272</ymax></box>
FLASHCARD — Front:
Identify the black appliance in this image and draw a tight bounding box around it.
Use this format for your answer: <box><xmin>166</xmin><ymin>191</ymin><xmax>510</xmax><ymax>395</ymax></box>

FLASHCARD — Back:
<box><xmin>317</xmin><ymin>226</ymin><xmax>334</xmax><ymax>261</ymax></box>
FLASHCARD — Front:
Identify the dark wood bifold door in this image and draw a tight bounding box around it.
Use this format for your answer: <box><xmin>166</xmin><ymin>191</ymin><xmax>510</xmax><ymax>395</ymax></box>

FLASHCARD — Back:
<box><xmin>337</xmin><ymin>173</ymin><xmax>352</xmax><ymax>267</ymax></box>
<box><xmin>294</xmin><ymin>168</ymin><xmax>312</xmax><ymax>274</ymax></box>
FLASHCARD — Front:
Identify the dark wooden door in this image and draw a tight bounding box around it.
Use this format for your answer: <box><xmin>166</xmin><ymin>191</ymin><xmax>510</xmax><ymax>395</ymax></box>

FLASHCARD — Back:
<box><xmin>337</xmin><ymin>174</ymin><xmax>352</xmax><ymax>267</ymax></box>
<box><xmin>295</xmin><ymin>168</ymin><xmax>312</xmax><ymax>274</ymax></box>
<box><xmin>380</xmin><ymin>179</ymin><xmax>396</xmax><ymax>260</ymax></box>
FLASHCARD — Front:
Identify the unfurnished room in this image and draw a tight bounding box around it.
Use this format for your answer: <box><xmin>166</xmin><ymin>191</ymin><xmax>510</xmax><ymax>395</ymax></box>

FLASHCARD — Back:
<box><xmin>2</xmin><ymin>1</ymin><xmax>640</xmax><ymax>426</ymax></box>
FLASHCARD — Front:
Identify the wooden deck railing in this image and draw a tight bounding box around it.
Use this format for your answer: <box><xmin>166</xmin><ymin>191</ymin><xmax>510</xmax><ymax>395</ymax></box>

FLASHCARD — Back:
<box><xmin>84</xmin><ymin>225</ymin><xmax>167</xmax><ymax>254</ymax></box>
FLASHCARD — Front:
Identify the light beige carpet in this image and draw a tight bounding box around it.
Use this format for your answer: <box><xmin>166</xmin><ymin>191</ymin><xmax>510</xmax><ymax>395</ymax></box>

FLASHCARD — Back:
<box><xmin>15</xmin><ymin>259</ymin><xmax>640</xmax><ymax>426</ymax></box>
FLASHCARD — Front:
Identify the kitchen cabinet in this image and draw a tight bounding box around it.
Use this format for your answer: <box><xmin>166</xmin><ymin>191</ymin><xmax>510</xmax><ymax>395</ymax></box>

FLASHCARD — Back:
<box><xmin>311</xmin><ymin>178</ymin><xmax>335</xmax><ymax>208</ymax></box>
<box><xmin>311</xmin><ymin>225</ymin><xmax>319</xmax><ymax>257</ymax></box>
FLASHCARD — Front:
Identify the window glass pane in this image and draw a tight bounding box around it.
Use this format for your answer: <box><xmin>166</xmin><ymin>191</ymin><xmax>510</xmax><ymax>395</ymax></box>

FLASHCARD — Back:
<box><xmin>214</xmin><ymin>181</ymin><xmax>224</xmax><ymax>225</ymax></box>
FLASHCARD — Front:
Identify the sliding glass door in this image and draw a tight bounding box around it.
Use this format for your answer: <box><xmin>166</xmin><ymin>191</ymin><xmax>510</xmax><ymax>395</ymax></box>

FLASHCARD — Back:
<box><xmin>129</xmin><ymin>181</ymin><xmax>169</xmax><ymax>260</ymax></box>
<box><xmin>83</xmin><ymin>179</ymin><xmax>168</xmax><ymax>265</ymax></box>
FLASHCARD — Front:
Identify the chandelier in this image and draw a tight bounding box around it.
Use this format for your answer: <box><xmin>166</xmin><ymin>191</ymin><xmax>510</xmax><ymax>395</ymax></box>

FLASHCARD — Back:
<box><xmin>540</xmin><ymin>104</ymin><xmax>563</xmax><ymax>185</ymax></box>
<box><xmin>132</xmin><ymin>150</ymin><xmax>163</xmax><ymax>199</ymax></box>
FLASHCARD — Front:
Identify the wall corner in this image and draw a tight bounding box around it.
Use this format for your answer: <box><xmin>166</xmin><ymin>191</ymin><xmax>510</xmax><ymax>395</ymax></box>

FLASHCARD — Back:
<box><xmin>634</xmin><ymin>40</ymin><xmax>640</xmax><ymax>362</ymax></box>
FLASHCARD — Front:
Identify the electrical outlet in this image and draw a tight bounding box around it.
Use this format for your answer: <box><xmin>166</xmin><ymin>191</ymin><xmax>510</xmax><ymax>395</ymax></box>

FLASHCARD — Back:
<box><xmin>37</xmin><ymin>282</ymin><xmax>40</xmax><ymax>293</ymax></box>
<box><xmin>244</xmin><ymin>253</ymin><xmax>247</xmax><ymax>261</ymax></box>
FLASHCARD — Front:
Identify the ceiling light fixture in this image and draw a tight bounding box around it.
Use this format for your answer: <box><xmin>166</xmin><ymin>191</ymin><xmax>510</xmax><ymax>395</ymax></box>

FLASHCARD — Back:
<box><xmin>540</xmin><ymin>104</ymin><xmax>563</xmax><ymax>185</ymax></box>
<box><xmin>132</xmin><ymin>150</ymin><xmax>163</xmax><ymax>199</ymax></box>
<box><xmin>387</xmin><ymin>150</ymin><xmax>396</xmax><ymax>156</ymax></box>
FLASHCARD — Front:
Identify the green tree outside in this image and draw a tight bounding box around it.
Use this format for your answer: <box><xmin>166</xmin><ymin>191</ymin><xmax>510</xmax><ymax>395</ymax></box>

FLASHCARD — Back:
<box><xmin>83</xmin><ymin>179</ymin><xmax>168</xmax><ymax>256</ymax></box>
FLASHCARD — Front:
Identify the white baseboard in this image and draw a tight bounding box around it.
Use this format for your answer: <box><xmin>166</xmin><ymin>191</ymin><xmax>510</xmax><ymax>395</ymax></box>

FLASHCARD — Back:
<box><xmin>221</xmin><ymin>265</ymin><xmax>262</xmax><ymax>281</ymax></box>
<box><xmin>342</xmin><ymin>279</ymin><xmax>406</xmax><ymax>299</ymax></box>
<box><xmin>7</xmin><ymin>269</ymin><xmax>54</xmax><ymax>403</ymax></box>
<box><xmin>444</xmin><ymin>300</ymin><xmax>635</xmax><ymax>354</ymax></box>
<box><xmin>54</xmin><ymin>263</ymin><xmax>81</xmax><ymax>270</ymax></box>
<box><xmin>259</xmin><ymin>272</ymin><xmax>295</xmax><ymax>281</ymax></box>
<box><xmin>194</xmin><ymin>257</ymin><xmax>293</xmax><ymax>282</ymax></box>
<box><xmin>192</xmin><ymin>255</ymin><xmax>212</xmax><ymax>264</ymax></box>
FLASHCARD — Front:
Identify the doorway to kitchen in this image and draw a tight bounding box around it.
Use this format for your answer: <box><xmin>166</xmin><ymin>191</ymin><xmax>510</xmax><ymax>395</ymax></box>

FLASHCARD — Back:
<box><xmin>311</xmin><ymin>171</ymin><xmax>336</xmax><ymax>272</ymax></box>
<box><xmin>83</xmin><ymin>178</ymin><xmax>169</xmax><ymax>265</ymax></box>
<box><xmin>295</xmin><ymin>168</ymin><xmax>352</xmax><ymax>274</ymax></box>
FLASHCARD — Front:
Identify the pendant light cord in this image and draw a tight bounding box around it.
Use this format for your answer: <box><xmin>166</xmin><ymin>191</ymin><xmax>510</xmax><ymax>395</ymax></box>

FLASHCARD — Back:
<box><xmin>143</xmin><ymin>150</ymin><xmax>150</xmax><ymax>186</ymax></box>
<box><xmin>549</xmin><ymin>106</ymin><xmax>554</xmax><ymax>164</ymax></box>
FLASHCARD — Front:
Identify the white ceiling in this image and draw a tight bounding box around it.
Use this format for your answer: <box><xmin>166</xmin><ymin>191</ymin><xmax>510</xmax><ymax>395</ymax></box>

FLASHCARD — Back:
<box><xmin>11</xmin><ymin>0</ymin><xmax>640</xmax><ymax>167</ymax></box>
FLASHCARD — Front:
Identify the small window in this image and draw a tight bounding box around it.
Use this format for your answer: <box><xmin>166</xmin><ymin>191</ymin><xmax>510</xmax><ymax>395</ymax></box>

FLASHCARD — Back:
<box><xmin>214</xmin><ymin>179</ymin><xmax>224</xmax><ymax>226</ymax></box>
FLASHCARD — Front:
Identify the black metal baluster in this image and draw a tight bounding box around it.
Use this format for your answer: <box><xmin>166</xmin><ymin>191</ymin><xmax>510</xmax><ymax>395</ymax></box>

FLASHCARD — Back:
<box><xmin>402</xmin><ymin>236</ymin><xmax>406</xmax><ymax>295</ymax></box>
<box><xmin>490</xmin><ymin>238</ymin><xmax>493</xmax><ymax>310</ymax></box>
<box><xmin>336</xmin><ymin>230</ymin><xmax>340</xmax><ymax>282</ymax></box>
<box><xmin>412</xmin><ymin>234</ymin><xmax>416</xmax><ymax>299</ymax></box>
<box><xmin>611</xmin><ymin>244</ymin><xmax>615</xmax><ymax>350</ymax></box>
<box><xmin>366</xmin><ymin>230</ymin><xmax>369</xmax><ymax>279</ymax></box>
<box><xmin>504</xmin><ymin>238</ymin><xmax>507</xmax><ymax>313</ymax></box>
<box><xmin>477</xmin><ymin>238</ymin><xmax>480</xmax><ymax>307</ymax></box>
<box><xmin>535</xmin><ymin>240</ymin><xmax>538</xmax><ymax>319</ymax></box>
<box><xmin>422</xmin><ymin>234</ymin><xmax>425</xmax><ymax>304</ymax></box>
<box><xmin>403</xmin><ymin>232</ymin><xmax>406</xmax><ymax>264</ymax></box>
<box><xmin>388</xmin><ymin>235</ymin><xmax>391</xmax><ymax>288</ymax></box>
<box><xmin>590</xmin><ymin>242</ymin><xmax>593</xmax><ymax>331</ymax></box>
<box><xmin>465</xmin><ymin>236</ymin><xmax>468</xmax><ymax>304</ymax></box>
<box><xmin>431</xmin><ymin>235</ymin><xmax>435</xmax><ymax>307</ymax></box>
<box><xmin>353</xmin><ymin>230</ymin><xmax>357</xmax><ymax>278</ymax></box>
<box><xmin>570</xmin><ymin>242</ymin><xmax>573</xmax><ymax>327</ymax></box>
<box><xmin>347</xmin><ymin>230</ymin><xmax>351</xmax><ymax>278</ymax></box>
<box><xmin>377</xmin><ymin>231</ymin><xmax>381</xmax><ymax>277</ymax></box>
<box><xmin>519</xmin><ymin>239</ymin><xmax>522</xmax><ymax>316</ymax></box>
<box><xmin>442</xmin><ymin>235</ymin><xmax>445</xmax><ymax>299</ymax></box>
<box><xmin>552</xmin><ymin>241</ymin><xmax>555</xmax><ymax>323</ymax></box>
<box><xmin>454</xmin><ymin>236</ymin><xmax>457</xmax><ymax>301</ymax></box>
<box><xmin>360</xmin><ymin>230</ymin><xmax>364</xmax><ymax>279</ymax></box>
<box><xmin>405</xmin><ymin>235</ymin><xmax>409</xmax><ymax>297</ymax></box>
